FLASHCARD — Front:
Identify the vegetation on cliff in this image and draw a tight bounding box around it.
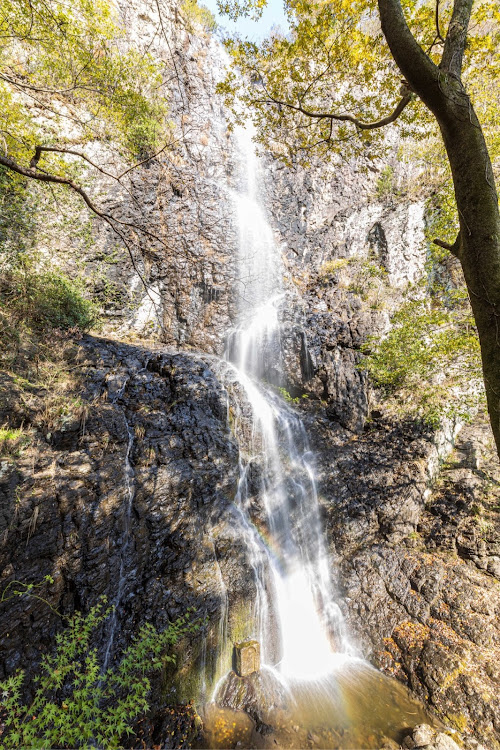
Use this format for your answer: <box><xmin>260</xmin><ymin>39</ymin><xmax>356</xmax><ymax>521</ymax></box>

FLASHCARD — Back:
<box><xmin>217</xmin><ymin>0</ymin><xmax>500</xmax><ymax>457</ymax></box>
<box><xmin>0</xmin><ymin>582</ymin><xmax>200</xmax><ymax>749</ymax></box>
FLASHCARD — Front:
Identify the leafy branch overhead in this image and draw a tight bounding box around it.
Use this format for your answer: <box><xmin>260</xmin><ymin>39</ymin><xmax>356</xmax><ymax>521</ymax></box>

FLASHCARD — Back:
<box><xmin>217</xmin><ymin>0</ymin><xmax>499</xmax><ymax>167</ymax></box>
<box><xmin>1</xmin><ymin>0</ymin><xmax>170</xmax><ymax>163</ymax></box>
<box><xmin>0</xmin><ymin>0</ymin><xmax>177</xmax><ymax>288</ymax></box>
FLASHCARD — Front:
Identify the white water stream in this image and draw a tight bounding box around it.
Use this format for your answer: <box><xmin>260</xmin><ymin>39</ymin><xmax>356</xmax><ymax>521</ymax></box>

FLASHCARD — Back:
<box><xmin>217</xmin><ymin>126</ymin><xmax>353</xmax><ymax>686</ymax></box>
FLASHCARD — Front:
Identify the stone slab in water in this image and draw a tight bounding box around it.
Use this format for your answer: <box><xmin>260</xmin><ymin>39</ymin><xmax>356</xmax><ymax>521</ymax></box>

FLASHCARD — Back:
<box><xmin>234</xmin><ymin>640</ymin><xmax>260</xmax><ymax>677</ymax></box>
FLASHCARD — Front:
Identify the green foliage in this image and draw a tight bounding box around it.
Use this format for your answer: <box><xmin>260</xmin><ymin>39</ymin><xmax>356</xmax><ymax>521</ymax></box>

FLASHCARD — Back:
<box><xmin>0</xmin><ymin>169</ymin><xmax>100</xmax><ymax>334</ymax></box>
<box><xmin>1</xmin><ymin>267</ymin><xmax>100</xmax><ymax>332</ymax></box>
<box><xmin>362</xmin><ymin>293</ymin><xmax>483</xmax><ymax>427</ymax></box>
<box><xmin>182</xmin><ymin>0</ymin><xmax>217</xmax><ymax>33</ymax></box>
<box><xmin>278</xmin><ymin>386</ymin><xmax>300</xmax><ymax>404</ymax></box>
<box><xmin>216</xmin><ymin>0</ymin><xmax>500</xmax><ymax>174</ymax></box>
<box><xmin>0</xmin><ymin>0</ymin><xmax>170</xmax><ymax>165</ymax></box>
<box><xmin>0</xmin><ymin>427</ymin><xmax>32</xmax><ymax>457</ymax></box>
<box><xmin>0</xmin><ymin>169</ymin><xmax>37</xmax><ymax>261</ymax></box>
<box><xmin>0</xmin><ymin>592</ymin><xmax>200</xmax><ymax>749</ymax></box>
<box><xmin>375</xmin><ymin>166</ymin><xmax>399</xmax><ymax>200</ymax></box>
<box><xmin>0</xmin><ymin>575</ymin><xmax>59</xmax><ymax>612</ymax></box>
<box><xmin>333</xmin><ymin>255</ymin><xmax>388</xmax><ymax>307</ymax></box>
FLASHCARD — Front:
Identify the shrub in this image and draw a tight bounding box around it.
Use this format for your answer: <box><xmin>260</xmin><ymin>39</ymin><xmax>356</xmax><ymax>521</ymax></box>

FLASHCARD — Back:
<box><xmin>361</xmin><ymin>295</ymin><xmax>483</xmax><ymax>427</ymax></box>
<box><xmin>375</xmin><ymin>165</ymin><xmax>398</xmax><ymax>200</ymax></box>
<box><xmin>0</xmin><ymin>587</ymin><xmax>200</xmax><ymax>749</ymax></box>
<box><xmin>1</xmin><ymin>268</ymin><xmax>99</xmax><ymax>332</ymax></box>
<box><xmin>0</xmin><ymin>168</ymin><xmax>100</xmax><ymax>334</ymax></box>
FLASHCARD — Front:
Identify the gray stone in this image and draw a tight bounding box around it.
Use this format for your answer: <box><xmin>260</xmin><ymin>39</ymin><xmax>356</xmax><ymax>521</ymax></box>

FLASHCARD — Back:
<box><xmin>433</xmin><ymin>733</ymin><xmax>462</xmax><ymax>750</ymax></box>
<box><xmin>413</xmin><ymin>724</ymin><xmax>435</xmax><ymax>747</ymax></box>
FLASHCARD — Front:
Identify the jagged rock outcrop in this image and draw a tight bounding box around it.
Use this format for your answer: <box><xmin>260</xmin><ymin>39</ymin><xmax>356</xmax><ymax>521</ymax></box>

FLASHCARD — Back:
<box><xmin>215</xmin><ymin>668</ymin><xmax>288</xmax><ymax>734</ymax></box>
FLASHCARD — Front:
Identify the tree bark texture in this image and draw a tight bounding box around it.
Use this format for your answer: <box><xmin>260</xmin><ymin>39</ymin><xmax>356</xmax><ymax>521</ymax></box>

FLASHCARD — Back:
<box><xmin>378</xmin><ymin>0</ymin><xmax>500</xmax><ymax>458</ymax></box>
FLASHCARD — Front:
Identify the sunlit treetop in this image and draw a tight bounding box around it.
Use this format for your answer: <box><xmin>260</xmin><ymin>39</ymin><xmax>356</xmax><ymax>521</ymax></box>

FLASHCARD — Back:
<box><xmin>216</xmin><ymin>0</ymin><xmax>500</xmax><ymax>167</ymax></box>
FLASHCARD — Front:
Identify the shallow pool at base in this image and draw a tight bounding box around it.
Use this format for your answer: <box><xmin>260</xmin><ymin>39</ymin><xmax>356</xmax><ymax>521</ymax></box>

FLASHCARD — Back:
<box><xmin>202</xmin><ymin>662</ymin><xmax>437</xmax><ymax>749</ymax></box>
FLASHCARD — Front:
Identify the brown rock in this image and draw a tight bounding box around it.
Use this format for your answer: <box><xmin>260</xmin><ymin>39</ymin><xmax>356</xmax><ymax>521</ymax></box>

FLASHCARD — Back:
<box><xmin>234</xmin><ymin>640</ymin><xmax>260</xmax><ymax>677</ymax></box>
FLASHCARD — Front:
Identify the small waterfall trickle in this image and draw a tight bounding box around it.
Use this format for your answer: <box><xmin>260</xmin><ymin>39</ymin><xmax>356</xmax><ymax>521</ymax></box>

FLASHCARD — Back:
<box><xmin>100</xmin><ymin>361</ymin><xmax>149</xmax><ymax>673</ymax></box>
<box><xmin>102</xmin><ymin>401</ymin><xmax>136</xmax><ymax>674</ymax></box>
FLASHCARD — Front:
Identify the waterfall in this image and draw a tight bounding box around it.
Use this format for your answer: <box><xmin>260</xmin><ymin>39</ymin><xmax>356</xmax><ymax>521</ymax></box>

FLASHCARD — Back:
<box><xmin>217</xmin><ymin>125</ymin><xmax>352</xmax><ymax>684</ymax></box>
<box><xmin>204</xmin><ymin>126</ymin><xmax>433</xmax><ymax>749</ymax></box>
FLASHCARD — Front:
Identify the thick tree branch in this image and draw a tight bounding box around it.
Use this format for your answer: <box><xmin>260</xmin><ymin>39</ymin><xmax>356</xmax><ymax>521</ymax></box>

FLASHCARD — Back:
<box><xmin>28</xmin><ymin>143</ymin><xmax>173</xmax><ymax>183</ymax></box>
<box><xmin>377</xmin><ymin>0</ymin><xmax>444</xmax><ymax>117</ymax></box>
<box><xmin>433</xmin><ymin>231</ymin><xmax>461</xmax><ymax>259</ymax></box>
<box><xmin>440</xmin><ymin>0</ymin><xmax>473</xmax><ymax>78</ymax></box>
<box><xmin>256</xmin><ymin>93</ymin><xmax>413</xmax><ymax>130</ymax></box>
<box><xmin>1</xmin><ymin>151</ymin><xmax>115</xmax><ymax>219</ymax></box>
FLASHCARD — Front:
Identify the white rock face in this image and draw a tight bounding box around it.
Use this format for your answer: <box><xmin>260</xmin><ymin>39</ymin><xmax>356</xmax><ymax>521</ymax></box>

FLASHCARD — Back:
<box><xmin>380</xmin><ymin>201</ymin><xmax>426</xmax><ymax>287</ymax></box>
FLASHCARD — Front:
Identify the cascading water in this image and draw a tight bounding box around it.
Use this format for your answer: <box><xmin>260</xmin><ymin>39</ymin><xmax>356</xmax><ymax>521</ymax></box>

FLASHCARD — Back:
<box><xmin>219</xmin><ymin>125</ymin><xmax>351</xmax><ymax>680</ymax></box>
<box><xmin>204</xmin><ymin>126</ymin><xmax>433</xmax><ymax>747</ymax></box>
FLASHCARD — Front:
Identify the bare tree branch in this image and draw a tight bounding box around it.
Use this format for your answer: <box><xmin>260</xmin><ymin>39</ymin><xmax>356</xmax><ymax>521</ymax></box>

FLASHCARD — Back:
<box><xmin>28</xmin><ymin>143</ymin><xmax>174</xmax><ymax>183</ymax></box>
<box><xmin>435</xmin><ymin>0</ymin><xmax>445</xmax><ymax>43</ymax></box>
<box><xmin>0</xmin><ymin>151</ymin><xmax>167</xmax><ymax>317</ymax></box>
<box><xmin>0</xmin><ymin>73</ymin><xmax>102</xmax><ymax>96</ymax></box>
<box><xmin>255</xmin><ymin>92</ymin><xmax>413</xmax><ymax>131</ymax></box>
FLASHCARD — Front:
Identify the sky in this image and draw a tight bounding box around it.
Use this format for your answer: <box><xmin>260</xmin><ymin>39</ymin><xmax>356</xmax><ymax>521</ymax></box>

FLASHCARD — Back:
<box><xmin>200</xmin><ymin>0</ymin><xmax>289</xmax><ymax>41</ymax></box>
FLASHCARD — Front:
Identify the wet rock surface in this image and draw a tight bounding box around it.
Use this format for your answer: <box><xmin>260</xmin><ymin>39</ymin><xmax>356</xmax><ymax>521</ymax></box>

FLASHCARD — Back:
<box><xmin>307</xmin><ymin>411</ymin><xmax>500</xmax><ymax>748</ymax></box>
<box><xmin>0</xmin><ymin>343</ymin><xmax>499</xmax><ymax>748</ymax></box>
<box><xmin>215</xmin><ymin>669</ymin><xmax>288</xmax><ymax>734</ymax></box>
<box><xmin>0</xmin><ymin>336</ymin><xmax>255</xmax><ymax>706</ymax></box>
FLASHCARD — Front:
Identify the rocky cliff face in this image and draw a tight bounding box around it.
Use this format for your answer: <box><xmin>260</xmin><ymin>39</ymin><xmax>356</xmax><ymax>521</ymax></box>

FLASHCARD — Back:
<box><xmin>0</xmin><ymin>1</ymin><xmax>499</xmax><ymax>748</ymax></box>
<box><xmin>303</xmin><ymin>409</ymin><xmax>500</xmax><ymax>747</ymax></box>
<box><xmin>0</xmin><ymin>337</ymin><xmax>257</xmax><ymax>704</ymax></box>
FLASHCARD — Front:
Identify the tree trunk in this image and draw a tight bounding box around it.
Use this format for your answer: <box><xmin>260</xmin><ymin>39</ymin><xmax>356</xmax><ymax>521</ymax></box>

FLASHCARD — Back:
<box><xmin>439</xmin><ymin>106</ymin><xmax>500</xmax><ymax>458</ymax></box>
<box><xmin>378</xmin><ymin>0</ymin><xmax>500</xmax><ymax>459</ymax></box>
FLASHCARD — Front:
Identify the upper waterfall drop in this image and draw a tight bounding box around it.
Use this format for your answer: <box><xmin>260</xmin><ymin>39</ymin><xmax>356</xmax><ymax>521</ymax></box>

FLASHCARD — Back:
<box><xmin>219</xmin><ymin>124</ymin><xmax>352</xmax><ymax>684</ymax></box>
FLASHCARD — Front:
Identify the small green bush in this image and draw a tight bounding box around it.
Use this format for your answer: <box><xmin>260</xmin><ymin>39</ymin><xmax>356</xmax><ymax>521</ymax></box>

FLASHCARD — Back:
<box><xmin>1</xmin><ymin>268</ymin><xmax>99</xmax><ymax>332</ymax></box>
<box><xmin>0</xmin><ymin>586</ymin><xmax>200</xmax><ymax>749</ymax></box>
<box><xmin>361</xmin><ymin>295</ymin><xmax>483</xmax><ymax>427</ymax></box>
<box><xmin>375</xmin><ymin>165</ymin><xmax>398</xmax><ymax>200</ymax></box>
